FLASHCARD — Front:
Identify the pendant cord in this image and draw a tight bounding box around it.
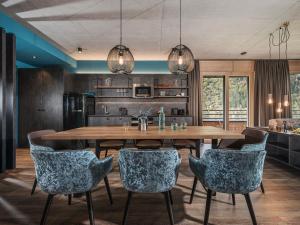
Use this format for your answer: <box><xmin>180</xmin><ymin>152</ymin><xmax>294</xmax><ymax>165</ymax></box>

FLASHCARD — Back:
<box><xmin>120</xmin><ymin>0</ymin><xmax>122</xmax><ymax>45</ymax></box>
<box><xmin>278</xmin><ymin>28</ymin><xmax>281</xmax><ymax>60</ymax></box>
<box><xmin>179</xmin><ymin>0</ymin><xmax>182</xmax><ymax>47</ymax></box>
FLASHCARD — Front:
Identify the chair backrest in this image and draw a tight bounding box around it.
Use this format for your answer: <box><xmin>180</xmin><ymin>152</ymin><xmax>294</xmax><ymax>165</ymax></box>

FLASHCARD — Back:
<box><xmin>191</xmin><ymin>149</ymin><xmax>266</xmax><ymax>194</ymax></box>
<box><xmin>27</xmin><ymin>130</ymin><xmax>75</xmax><ymax>151</ymax></box>
<box><xmin>119</xmin><ymin>148</ymin><xmax>181</xmax><ymax>193</ymax></box>
<box><xmin>241</xmin><ymin>131</ymin><xmax>269</xmax><ymax>152</ymax></box>
<box><xmin>242</xmin><ymin>127</ymin><xmax>268</xmax><ymax>145</ymax></box>
<box><xmin>31</xmin><ymin>148</ymin><xmax>99</xmax><ymax>194</ymax></box>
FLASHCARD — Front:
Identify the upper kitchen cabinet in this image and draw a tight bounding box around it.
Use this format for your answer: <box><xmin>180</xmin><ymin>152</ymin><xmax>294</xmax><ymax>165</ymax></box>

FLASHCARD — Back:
<box><xmin>18</xmin><ymin>68</ymin><xmax>64</xmax><ymax>147</ymax></box>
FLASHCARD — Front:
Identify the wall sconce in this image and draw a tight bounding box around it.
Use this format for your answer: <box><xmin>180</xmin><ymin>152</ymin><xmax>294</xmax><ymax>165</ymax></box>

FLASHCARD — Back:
<box><xmin>283</xmin><ymin>94</ymin><xmax>289</xmax><ymax>107</ymax></box>
<box><xmin>267</xmin><ymin>93</ymin><xmax>273</xmax><ymax>104</ymax></box>
<box><xmin>276</xmin><ymin>102</ymin><xmax>283</xmax><ymax>113</ymax></box>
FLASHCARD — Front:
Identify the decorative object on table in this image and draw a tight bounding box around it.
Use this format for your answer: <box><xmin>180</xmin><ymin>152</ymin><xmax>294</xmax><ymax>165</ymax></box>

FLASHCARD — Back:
<box><xmin>168</xmin><ymin>0</ymin><xmax>194</xmax><ymax>74</ymax></box>
<box><xmin>107</xmin><ymin>0</ymin><xmax>134</xmax><ymax>74</ymax></box>
<box><xmin>159</xmin><ymin>107</ymin><xmax>166</xmax><ymax>130</ymax></box>
<box><xmin>180</xmin><ymin>122</ymin><xmax>187</xmax><ymax>129</ymax></box>
<box><xmin>189</xmin><ymin>149</ymin><xmax>266</xmax><ymax>225</ymax></box>
<box><xmin>171</xmin><ymin>122</ymin><xmax>178</xmax><ymax>131</ymax></box>
<box><xmin>132</xmin><ymin>108</ymin><xmax>152</xmax><ymax>131</ymax></box>
<box><xmin>119</xmin><ymin>148</ymin><xmax>181</xmax><ymax>225</ymax></box>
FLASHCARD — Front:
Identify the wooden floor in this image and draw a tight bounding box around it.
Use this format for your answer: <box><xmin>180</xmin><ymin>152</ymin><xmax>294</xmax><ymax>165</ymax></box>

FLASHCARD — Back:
<box><xmin>1</xmin><ymin>148</ymin><xmax>300</xmax><ymax>225</ymax></box>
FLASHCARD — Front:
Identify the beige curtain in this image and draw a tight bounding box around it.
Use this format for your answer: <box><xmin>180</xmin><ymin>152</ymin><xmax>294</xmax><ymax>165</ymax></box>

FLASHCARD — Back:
<box><xmin>188</xmin><ymin>60</ymin><xmax>202</xmax><ymax>125</ymax></box>
<box><xmin>254</xmin><ymin>60</ymin><xmax>291</xmax><ymax>126</ymax></box>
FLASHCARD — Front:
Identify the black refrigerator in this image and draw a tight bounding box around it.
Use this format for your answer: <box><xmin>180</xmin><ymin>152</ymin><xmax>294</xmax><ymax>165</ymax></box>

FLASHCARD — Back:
<box><xmin>63</xmin><ymin>93</ymin><xmax>95</xmax><ymax>130</ymax></box>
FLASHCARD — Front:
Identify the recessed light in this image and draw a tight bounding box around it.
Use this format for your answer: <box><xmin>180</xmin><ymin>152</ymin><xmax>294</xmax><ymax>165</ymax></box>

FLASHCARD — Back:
<box><xmin>240</xmin><ymin>51</ymin><xmax>247</xmax><ymax>55</ymax></box>
<box><xmin>33</xmin><ymin>56</ymin><xmax>37</xmax><ymax>59</ymax></box>
<box><xmin>77</xmin><ymin>47</ymin><xmax>83</xmax><ymax>54</ymax></box>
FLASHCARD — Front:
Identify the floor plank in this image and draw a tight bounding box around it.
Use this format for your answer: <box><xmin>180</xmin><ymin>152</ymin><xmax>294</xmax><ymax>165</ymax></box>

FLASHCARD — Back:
<box><xmin>0</xmin><ymin>148</ymin><xmax>300</xmax><ymax>225</ymax></box>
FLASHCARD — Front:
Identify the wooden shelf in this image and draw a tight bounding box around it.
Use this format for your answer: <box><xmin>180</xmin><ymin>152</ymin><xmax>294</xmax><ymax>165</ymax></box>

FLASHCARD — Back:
<box><xmin>95</xmin><ymin>96</ymin><xmax>132</xmax><ymax>98</ymax></box>
<box><xmin>154</xmin><ymin>96</ymin><xmax>189</xmax><ymax>98</ymax></box>
<box><xmin>94</xmin><ymin>86</ymin><xmax>132</xmax><ymax>89</ymax></box>
<box><xmin>154</xmin><ymin>87</ymin><xmax>188</xmax><ymax>89</ymax></box>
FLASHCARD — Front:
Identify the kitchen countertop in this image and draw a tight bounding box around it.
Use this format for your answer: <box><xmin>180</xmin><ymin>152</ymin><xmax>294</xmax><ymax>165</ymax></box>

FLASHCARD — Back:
<box><xmin>88</xmin><ymin>114</ymin><xmax>192</xmax><ymax>117</ymax></box>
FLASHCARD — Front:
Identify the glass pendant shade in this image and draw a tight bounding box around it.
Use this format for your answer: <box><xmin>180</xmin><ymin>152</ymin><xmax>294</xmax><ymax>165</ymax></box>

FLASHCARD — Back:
<box><xmin>107</xmin><ymin>44</ymin><xmax>134</xmax><ymax>74</ymax></box>
<box><xmin>168</xmin><ymin>44</ymin><xmax>195</xmax><ymax>74</ymax></box>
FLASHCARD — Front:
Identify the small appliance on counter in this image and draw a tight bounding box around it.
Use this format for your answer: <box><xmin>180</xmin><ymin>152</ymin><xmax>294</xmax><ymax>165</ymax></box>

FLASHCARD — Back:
<box><xmin>178</xmin><ymin>109</ymin><xmax>185</xmax><ymax>115</ymax></box>
<box><xmin>132</xmin><ymin>77</ymin><xmax>154</xmax><ymax>98</ymax></box>
<box><xmin>119</xmin><ymin>107</ymin><xmax>128</xmax><ymax>116</ymax></box>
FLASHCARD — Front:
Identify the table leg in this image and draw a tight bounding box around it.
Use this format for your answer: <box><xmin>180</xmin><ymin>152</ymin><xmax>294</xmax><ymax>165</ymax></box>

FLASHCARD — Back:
<box><xmin>195</xmin><ymin>139</ymin><xmax>201</xmax><ymax>158</ymax></box>
<box><xmin>95</xmin><ymin>140</ymin><xmax>101</xmax><ymax>159</ymax></box>
<box><xmin>211</xmin><ymin>139</ymin><xmax>218</xmax><ymax>149</ymax></box>
<box><xmin>211</xmin><ymin>138</ymin><xmax>217</xmax><ymax>196</ymax></box>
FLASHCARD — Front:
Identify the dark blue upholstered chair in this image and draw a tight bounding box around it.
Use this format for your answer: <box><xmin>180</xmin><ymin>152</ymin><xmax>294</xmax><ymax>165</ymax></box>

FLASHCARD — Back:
<box><xmin>119</xmin><ymin>148</ymin><xmax>181</xmax><ymax>225</ymax></box>
<box><xmin>28</xmin><ymin>130</ymin><xmax>113</xmax><ymax>205</ymax></box>
<box><xmin>30</xmin><ymin>144</ymin><xmax>113</xmax><ymax>225</ymax></box>
<box><xmin>189</xmin><ymin>128</ymin><xmax>269</xmax><ymax>204</ymax></box>
<box><xmin>189</xmin><ymin>149</ymin><xmax>266</xmax><ymax>225</ymax></box>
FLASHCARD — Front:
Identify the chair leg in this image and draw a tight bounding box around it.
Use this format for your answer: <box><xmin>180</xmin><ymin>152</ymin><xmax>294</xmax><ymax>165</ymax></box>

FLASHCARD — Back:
<box><xmin>204</xmin><ymin>189</ymin><xmax>212</xmax><ymax>225</ymax></box>
<box><xmin>104</xmin><ymin>176</ymin><xmax>113</xmax><ymax>205</ymax></box>
<box><xmin>86</xmin><ymin>191</ymin><xmax>95</xmax><ymax>225</ymax></box>
<box><xmin>122</xmin><ymin>191</ymin><xmax>132</xmax><ymax>225</ymax></box>
<box><xmin>169</xmin><ymin>190</ymin><xmax>173</xmax><ymax>205</ymax></box>
<box><xmin>68</xmin><ymin>194</ymin><xmax>72</xmax><ymax>205</ymax></box>
<box><xmin>31</xmin><ymin>178</ymin><xmax>37</xmax><ymax>195</ymax></box>
<box><xmin>40</xmin><ymin>194</ymin><xmax>54</xmax><ymax>225</ymax></box>
<box><xmin>164</xmin><ymin>192</ymin><xmax>175</xmax><ymax>225</ymax></box>
<box><xmin>260</xmin><ymin>182</ymin><xmax>265</xmax><ymax>194</ymax></box>
<box><xmin>189</xmin><ymin>176</ymin><xmax>198</xmax><ymax>204</ymax></box>
<box><xmin>232</xmin><ymin>194</ymin><xmax>236</xmax><ymax>205</ymax></box>
<box><xmin>244</xmin><ymin>193</ymin><xmax>258</xmax><ymax>225</ymax></box>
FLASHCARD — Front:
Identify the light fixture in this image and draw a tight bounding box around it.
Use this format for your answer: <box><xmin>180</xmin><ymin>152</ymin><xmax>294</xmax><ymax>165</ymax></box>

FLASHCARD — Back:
<box><xmin>269</xmin><ymin>22</ymin><xmax>290</xmax><ymax>60</ymax></box>
<box><xmin>168</xmin><ymin>0</ymin><xmax>194</xmax><ymax>74</ymax></box>
<box><xmin>267</xmin><ymin>93</ymin><xmax>273</xmax><ymax>104</ymax></box>
<box><xmin>107</xmin><ymin>0</ymin><xmax>134</xmax><ymax>74</ymax></box>
<box><xmin>276</xmin><ymin>103</ymin><xmax>283</xmax><ymax>113</ymax></box>
<box><xmin>283</xmin><ymin>94</ymin><xmax>289</xmax><ymax>107</ymax></box>
<box><xmin>77</xmin><ymin>47</ymin><xmax>83</xmax><ymax>54</ymax></box>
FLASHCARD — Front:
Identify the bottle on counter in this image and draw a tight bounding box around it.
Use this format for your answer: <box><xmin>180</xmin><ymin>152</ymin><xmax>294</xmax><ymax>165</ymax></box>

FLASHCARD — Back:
<box><xmin>159</xmin><ymin>107</ymin><xmax>165</xmax><ymax>130</ymax></box>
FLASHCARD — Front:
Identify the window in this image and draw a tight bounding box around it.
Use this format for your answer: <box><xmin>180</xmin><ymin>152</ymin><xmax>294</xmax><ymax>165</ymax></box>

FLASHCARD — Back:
<box><xmin>290</xmin><ymin>74</ymin><xmax>300</xmax><ymax>119</ymax></box>
<box><xmin>202</xmin><ymin>75</ymin><xmax>249</xmax><ymax>132</ymax></box>
<box><xmin>202</xmin><ymin>77</ymin><xmax>225</xmax><ymax>128</ymax></box>
<box><xmin>229</xmin><ymin>77</ymin><xmax>249</xmax><ymax>131</ymax></box>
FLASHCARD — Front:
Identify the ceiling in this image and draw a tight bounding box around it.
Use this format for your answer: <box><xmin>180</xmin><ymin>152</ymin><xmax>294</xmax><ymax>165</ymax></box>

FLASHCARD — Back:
<box><xmin>1</xmin><ymin>0</ymin><xmax>300</xmax><ymax>60</ymax></box>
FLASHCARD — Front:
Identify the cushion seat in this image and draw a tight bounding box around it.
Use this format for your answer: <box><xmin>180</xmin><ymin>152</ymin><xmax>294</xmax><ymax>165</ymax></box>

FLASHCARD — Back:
<box><xmin>173</xmin><ymin>139</ymin><xmax>196</xmax><ymax>149</ymax></box>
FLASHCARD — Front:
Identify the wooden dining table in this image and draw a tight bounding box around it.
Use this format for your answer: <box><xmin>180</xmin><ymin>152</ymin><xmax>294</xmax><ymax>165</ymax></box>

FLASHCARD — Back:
<box><xmin>42</xmin><ymin>126</ymin><xmax>244</xmax><ymax>157</ymax></box>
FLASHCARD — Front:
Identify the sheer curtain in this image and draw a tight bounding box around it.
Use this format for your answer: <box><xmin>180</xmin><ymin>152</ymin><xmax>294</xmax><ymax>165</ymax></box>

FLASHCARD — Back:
<box><xmin>254</xmin><ymin>60</ymin><xmax>291</xmax><ymax>126</ymax></box>
<box><xmin>188</xmin><ymin>60</ymin><xmax>202</xmax><ymax>125</ymax></box>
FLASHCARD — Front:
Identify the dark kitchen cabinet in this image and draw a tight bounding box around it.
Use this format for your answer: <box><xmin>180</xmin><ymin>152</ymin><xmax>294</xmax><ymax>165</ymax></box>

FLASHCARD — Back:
<box><xmin>18</xmin><ymin>68</ymin><xmax>64</xmax><ymax>147</ymax></box>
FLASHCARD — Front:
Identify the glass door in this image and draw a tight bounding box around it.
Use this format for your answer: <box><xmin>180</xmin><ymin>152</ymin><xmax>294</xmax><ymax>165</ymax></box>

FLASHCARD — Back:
<box><xmin>228</xmin><ymin>77</ymin><xmax>249</xmax><ymax>132</ymax></box>
<box><xmin>202</xmin><ymin>76</ymin><xmax>225</xmax><ymax>128</ymax></box>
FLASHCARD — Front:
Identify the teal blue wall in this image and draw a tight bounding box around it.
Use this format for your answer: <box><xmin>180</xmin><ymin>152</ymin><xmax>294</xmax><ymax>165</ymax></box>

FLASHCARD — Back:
<box><xmin>0</xmin><ymin>10</ymin><xmax>76</xmax><ymax>69</ymax></box>
<box><xmin>1</xmin><ymin>9</ymin><xmax>170</xmax><ymax>74</ymax></box>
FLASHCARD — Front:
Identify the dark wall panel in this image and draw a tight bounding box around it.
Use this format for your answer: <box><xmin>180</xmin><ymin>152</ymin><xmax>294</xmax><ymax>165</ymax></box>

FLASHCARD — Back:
<box><xmin>18</xmin><ymin>68</ymin><xmax>64</xmax><ymax>147</ymax></box>
<box><xmin>0</xmin><ymin>28</ymin><xmax>6</xmax><ymax>172</ymax></box>
<box><xmin>5</xmin><ymin>33</ymin><xmax>16</xmax><ymax>169</ymax></box>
